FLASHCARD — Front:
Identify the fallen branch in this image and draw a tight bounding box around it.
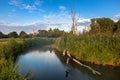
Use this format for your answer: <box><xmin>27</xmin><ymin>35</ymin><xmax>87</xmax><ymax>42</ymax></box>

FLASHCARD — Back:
<box><xmin>72</xmin><ymin>58</ymin><xmax>101</xmax><ymax>75</ymax></box>
<box><xmin>63</xmin><ymin>50</ymin><xmax>101</xmax><ymax>75</ymax></box>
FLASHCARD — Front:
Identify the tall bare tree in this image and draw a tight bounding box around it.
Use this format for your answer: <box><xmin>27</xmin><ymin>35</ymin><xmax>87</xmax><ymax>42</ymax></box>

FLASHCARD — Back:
<box><xmin>71</xmin><ymin>7</ymin><xmax>79</xmax><ymax>35</ymax></box>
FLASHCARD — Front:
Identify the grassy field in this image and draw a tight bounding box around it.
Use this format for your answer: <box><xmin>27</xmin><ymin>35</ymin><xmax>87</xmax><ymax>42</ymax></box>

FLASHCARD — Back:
<box><xmin>55</xmin><ymin>34</ymin><xmax>120</xmax><ymax>66</ymax></box>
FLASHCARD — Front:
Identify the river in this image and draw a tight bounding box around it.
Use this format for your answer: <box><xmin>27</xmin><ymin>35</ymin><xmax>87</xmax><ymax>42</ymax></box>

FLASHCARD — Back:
<box><xmin>15</xmin><ymin>45</ymin><xmax>120</xmax><ymax>80</ymax></box>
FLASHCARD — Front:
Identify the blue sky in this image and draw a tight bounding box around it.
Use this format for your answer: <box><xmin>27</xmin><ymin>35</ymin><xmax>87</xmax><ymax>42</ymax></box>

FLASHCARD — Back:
<box><xmin>0</xmin><ymin>0</ymin><xmax>120</xmax><ymax>33</ymax></box>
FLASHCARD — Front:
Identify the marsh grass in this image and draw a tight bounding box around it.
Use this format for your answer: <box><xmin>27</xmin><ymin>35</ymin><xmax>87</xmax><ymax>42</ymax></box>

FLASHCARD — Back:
<box><xmin>55</xmin><ymin>34</ymin><xmax>120</xmax><ymax>66</ymax></box>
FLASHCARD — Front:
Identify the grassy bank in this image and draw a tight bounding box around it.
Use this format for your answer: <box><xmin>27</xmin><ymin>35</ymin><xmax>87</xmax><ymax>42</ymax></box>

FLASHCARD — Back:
<box><xmin>55</xmin><ymin>34</ymin><xmax>120</xmax><ymax>66</ymax></box>
<box><xmin>0</xmin><ymin>38</ymin><xmax>53</xmax><ymax>79</ymax></box>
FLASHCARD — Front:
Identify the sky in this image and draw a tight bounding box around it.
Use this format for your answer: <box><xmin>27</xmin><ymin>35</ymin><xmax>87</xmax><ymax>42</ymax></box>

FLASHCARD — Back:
<box><xmin>0</xmin><ymin>0</ymin><xmax>120</xmax><ymax>33</ymax></box>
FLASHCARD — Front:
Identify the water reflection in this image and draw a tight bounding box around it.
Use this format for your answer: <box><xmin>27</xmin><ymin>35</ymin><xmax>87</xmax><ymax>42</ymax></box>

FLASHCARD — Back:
<box><xmin>15</xmin><ymin>45</ymin><xmax>120</xmax><ymax>80</ymax></box>
<box><xmin>66</xmin><ymin>59</ymin><xmax>69</xmax><ymax>78</ymax></box>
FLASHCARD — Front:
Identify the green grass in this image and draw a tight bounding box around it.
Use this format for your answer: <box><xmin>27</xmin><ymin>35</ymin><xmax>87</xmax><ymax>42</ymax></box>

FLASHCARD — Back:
<box><xmin>0</xmin><ymin>58</ymin><xmax>25</xmax><ymax>80</ymax></box>
<box><xmin>55</xmin><ymin>34</ymin><xmax>120</xmax><ymax>66</ymax></box>
<box><xmin>0</xmin><ymin>37</ymin><xmax>53</xmax><ymax>79</ymax></box>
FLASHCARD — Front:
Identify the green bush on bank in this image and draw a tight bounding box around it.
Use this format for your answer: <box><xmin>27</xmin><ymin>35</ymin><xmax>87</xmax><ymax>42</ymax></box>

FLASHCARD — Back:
<box><xmin>55</xmin><ymin>34</ymin><xmax>120</xmax><ymax>66</ymax></box>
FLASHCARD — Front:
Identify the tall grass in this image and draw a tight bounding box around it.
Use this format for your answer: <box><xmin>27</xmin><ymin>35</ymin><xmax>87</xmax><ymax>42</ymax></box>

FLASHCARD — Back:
<box><xmin>0</xmin><ymin>38</ymin><xmax>53</xmax><ymax>79</ymax></box>
<box><xmin>55</xmin><ymin>34</ymin><xmax>120</xmax><ymax>66</ymax></box>
<box><xmin>0</xmin><ymin>58</ymin><xmax>25</xmax><ymax>80</ymax></box>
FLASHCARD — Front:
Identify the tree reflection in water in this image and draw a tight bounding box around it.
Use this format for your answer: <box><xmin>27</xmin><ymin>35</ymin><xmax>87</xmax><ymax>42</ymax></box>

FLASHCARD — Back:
<box><xmin>65</xmin><ymin>57</ymin><xmax>70</xmax><ymax>78</ymax></box>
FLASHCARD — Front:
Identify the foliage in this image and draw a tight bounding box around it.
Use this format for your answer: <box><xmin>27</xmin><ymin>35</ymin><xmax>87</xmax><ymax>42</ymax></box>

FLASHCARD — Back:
<box><xmin>0</xmin><ymin>28</ymin><xmax>65</xmax><ymax>39</ymax></box>
<box><xmin>0</xmin><ymin>38</ymin><xmax>53</xmax><ymax>58</ymax></box>
<box><xmin>19</xmin><ymin>31</ymin><xmax>29</xmax><ymax>38</ymax></box>
<box><xmin>37</xmin><ymin>28</ymin><xmax>65</xmax><ymax>38</ymax></box>
<box><xmin>55</xmin><ymin>34</ymin><xmax>120</xmax><ymax>66</ymax></box>
<box><xmin>0</xmin><ymin>58</ymin><xmax>25</xmax><ymax>80</ymax></box>
<box><xmin>116</xmin><ymin>19</ymin><xmax>120</xmax><ymax>28</ymax></box>
<box><xmin>90</xmin><ymin>19</ymin><xmax>100</xmax><ymax>33</ymax></box>
<box><xmin>90</xmin><ymin>18</ymin><xmax>115</xmax><ymax>34</ymax></box>
<box><xmin>37</xmin><ymin>30</ymin><xmax>48</xmax><ymax>37</ymax></box>
<box><xmin>114</xmin><ymin>19</ymin><xmax>120</xmax><ymax>34</ymax></box>
<box><xmin>8</xmin><ymin>31</ymin><xmax>19</xmax><ymax>38</ymax></box>
<box><xmin>0</xmin><ymin>32</ymin><xmax>5</xmax><ymax>38</ymax></box>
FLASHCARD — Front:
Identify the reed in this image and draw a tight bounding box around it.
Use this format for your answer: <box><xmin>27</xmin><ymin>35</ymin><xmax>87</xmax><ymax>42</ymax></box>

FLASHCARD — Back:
<box><xmin>55</xmin><ymin>34</ymin><xmax>120</xmax><ymax>66</ymax></box>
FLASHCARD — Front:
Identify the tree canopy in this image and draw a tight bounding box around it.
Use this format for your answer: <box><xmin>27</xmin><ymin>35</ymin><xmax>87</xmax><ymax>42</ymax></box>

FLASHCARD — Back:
<box><xmin>90</xmin><ymin>18</ymin><xmax>115</xmax><ymax>34</ymax></box>
<box><xmin>36</xmin><ymin>28</ymin><xmax>65</xmax><ymax>37</ymax></box>
<box><xmin>116</xmin><ymin>19</ymin><xmax>120</xmax><ymax>29</ymax></box>
<box><xmin>19</xmin><ymin>31</ymin><xmax>29</xmax><ymax>38</ymax></box>
<box><xmin>0</xmin><ymin>32</ymin><xmax>5</xmax><ymax>38</ymax></box>
<box><xmin>8</xmin><ymin>31</ymin><xmax>18</xmax><ymax>38</ymax></box>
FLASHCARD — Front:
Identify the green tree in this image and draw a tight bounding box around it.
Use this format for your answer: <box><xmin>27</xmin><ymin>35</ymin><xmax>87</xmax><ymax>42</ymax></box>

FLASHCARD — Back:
<box><xmin>0</xmin><ymin>32</ymin><xmax>5</xmax><ymax>38</ymax></box>
<box><xmin>37</xmin><ymin>30</ymin><xmax>48</xmax><ymax>37</ymax></box>
<box><xmin>48</xmin><ymin>28</ymin><xmax>53</xmax><ymax>37</ymax></box>
<box><xmin>36</xmin><ymin>28</ymin><xmax>65</xmax><ymax>38</ymax></box>
<box><xmin>8</xmin><ymin>31</ymin><xmax>18</xmax><ymax>38</ymax></box>
<box><xmin>19</xmin><ymin>31</ymin><xmax>29</xmax><ymax>38</ymax></box>
<box><xmin>47</xmin><ymin>28</ymin><xmax>64</xmax><ymax>37</ymax></box>
<box><xmin>90</xmin><ymin>18</ymin><xmax>115</xmax><ymax>34</ymax></box>
<box><xmin>53</xmin><ymin>28</ymin><xmax>64</xmax><ymax>37</ymax></box>
<box><xmin>96</xmin><ymin>18</ymin><xmax>114</xmax><ymax>32</ymax></box>
<box><xmin>113</xmin><ymin>19</ymin><xmax>120</xmax><ymax>35</ymax></box>
<box><xmin>90</xmin><ymin>18</ymin><xmax>100</xmax><ymax>33</ymax></box>
<box><xmin>116</xmin><ymin>19</ymin><xmax>120</xmax><ymax>30</ymax></box>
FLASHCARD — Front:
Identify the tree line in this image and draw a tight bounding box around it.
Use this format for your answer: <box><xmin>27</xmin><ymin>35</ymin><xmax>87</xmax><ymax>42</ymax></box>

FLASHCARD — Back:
<box><xmin>1</xmin><ymin>17</ymin><xmax>120</xmax><ymax>39</ymax></box>
<box><xmin>0</xmin><ymin>28</ymin><xmax>65</xmax><ymax>39</ymax></box>
<box><xmin>0</xmin><ymin>31</ymin><xmax>29</xmax><ymax>38</ymax></box>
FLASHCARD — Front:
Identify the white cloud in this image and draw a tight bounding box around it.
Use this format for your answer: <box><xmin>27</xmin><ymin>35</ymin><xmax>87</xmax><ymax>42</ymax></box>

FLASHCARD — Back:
<box><xmin>43</xmin><ymin>12</ymin><xmax>91</xmax><ymax>32</ymax></box>
<box><xmin>43</xmin><ymin>12</ymin><xmax>71</xmax><ymax>23</ymax></box>
<box><xmin>43</xmin><ymin>12</ymin><xmax>72</xmax><ymax>31</ymax></box>
<box><xmin>114</xmin><ymin>13</ymin><xmax>120</xmax><ymax>21</ymax></box>
<box><xmin>0</xmin><ymin>11</ymin><xmax>91</xmax><ymax>33</ymax></box>
<box><xmin>0</xmin><ymin>21</ymin><xmax>18</xmax><ymax>26</ymax></box>
<box><xmin>77</xmin><ymin>19</ymin><xmax>91</xmax><ymax>32</ymax></box>
<box><xmin>59</xmin><ymin>6</ymin><xmax>66</xmax><ymax>11</ymax></box>
<box><xmin>77</xmin><ymin>19</ymin><xmax>90</xmax><ymax>26</ymax></box>
<box><xmin>8</xmin><ymin>0</ymin><xmax>43</xmax><ymax>11</ymax></box>
<box><xmin>34</xmin><ymin>0</ymin><xmax>42</xmax><ymax>6</ymax></box>
<box><xmin>23</xmin><ymin>4</ymin><xmax>36</xmax><ymax>10</ymax></box>
<box><xmin>0</xmin><ymin>21</ymin><xmax>47</xmax><ymax>34</ymax></box>
<box><xmin>8</xmin><ymin>0</ymin><xmax>21</xmax><ymax>6</ymax></box>
<box><xmin>0</xmin><ymin>12</ymin><xmax>71</xmax><ymax>33</ymax></box>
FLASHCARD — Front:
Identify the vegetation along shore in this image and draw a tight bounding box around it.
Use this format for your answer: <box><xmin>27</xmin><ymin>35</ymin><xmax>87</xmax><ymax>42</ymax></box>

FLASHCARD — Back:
<box><xmin>55</xmin><ymin>18</ymin><xmax>120</xmax><ymax>67</ymax></box>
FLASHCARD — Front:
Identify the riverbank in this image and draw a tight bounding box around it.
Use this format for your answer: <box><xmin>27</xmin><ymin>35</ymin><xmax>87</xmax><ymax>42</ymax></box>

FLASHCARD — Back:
<box><xmin>55</xmin><ymin>34</ymin><xmax>120</xmax><ymax>67</ymax></box>
<box><xmin>0</xmin><ymin>38</ymin><xmax>53</xmax><ymax>79</ymax></box>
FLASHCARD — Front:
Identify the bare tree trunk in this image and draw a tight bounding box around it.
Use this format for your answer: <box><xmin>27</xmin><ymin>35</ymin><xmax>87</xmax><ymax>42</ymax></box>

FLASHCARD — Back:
<box><xmin>71</xmin><ymin>7</ymin><xmax>76</xmax><ymax>34</ymax></box>
<box><xmin>70</xmin><ymin>7</ymin><xmax>79</xmax><ymax>35</ymax></box>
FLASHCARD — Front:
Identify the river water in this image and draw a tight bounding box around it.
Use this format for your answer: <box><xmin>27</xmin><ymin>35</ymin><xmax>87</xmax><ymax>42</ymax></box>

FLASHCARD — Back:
<box><xmin>15</xmin><ymin>45</ymin><xmax>120</xmax><ymax>80</ymax></box>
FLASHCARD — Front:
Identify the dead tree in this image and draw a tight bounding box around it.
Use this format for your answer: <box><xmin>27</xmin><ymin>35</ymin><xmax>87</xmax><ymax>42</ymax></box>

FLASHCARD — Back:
<box><xmin>71</xmin><ymin>7</ymin><xmax>79</xmax><ymax>35</ymax></box>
